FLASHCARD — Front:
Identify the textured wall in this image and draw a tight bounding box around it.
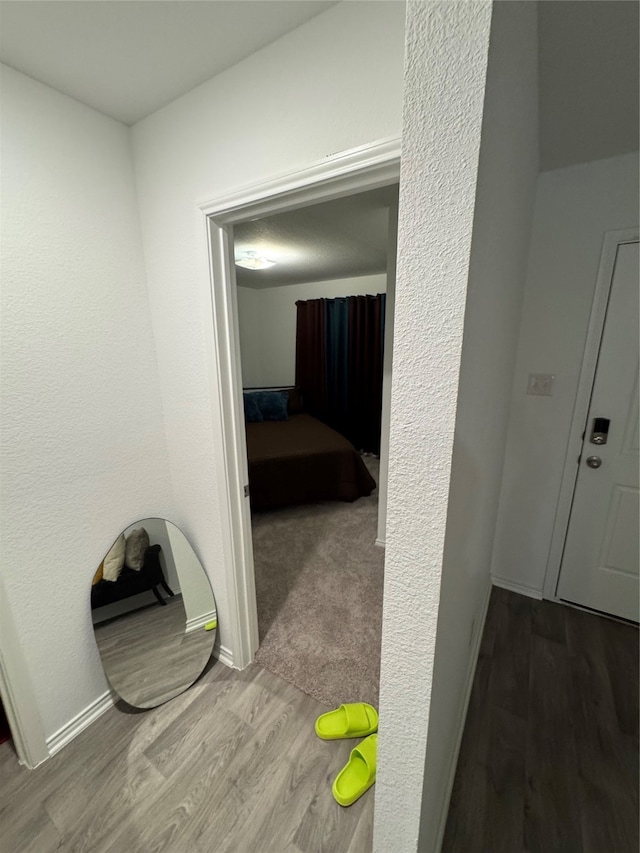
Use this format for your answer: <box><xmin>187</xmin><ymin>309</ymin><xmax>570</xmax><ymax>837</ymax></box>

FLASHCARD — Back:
<box><xmin>236</xmin><ymin>274</ymin><xmax>387</xmax><ymax>388</ymax></box>
<box><xmin>131</xmin><ymin>1</ymin><xmax>406</xmax><ymax>656</ymax></box>
<box><xmin>374</xmin><ymin>3</ymin><xmax>492</xmax><ymax>851</ymax></box>
<box><xmin>418</xmin><ymin>2</ymin><xmax>539</xmax><ymax>848</ymax></box>
<box><xmin>0</xmin><ymin>66</ymin><xmax>173</xmax><ymax>740</ymax></box>
<box><xmin>492</xmin><ymin>151</ymin><xmax>639</xmax><ymax>594</ymax></box>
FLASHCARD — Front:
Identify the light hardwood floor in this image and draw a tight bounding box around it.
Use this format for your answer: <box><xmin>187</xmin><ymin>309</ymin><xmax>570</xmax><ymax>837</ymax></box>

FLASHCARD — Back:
<box><xmin>0</xmin><ymin>661</ymin><xmax>374</xmax><ymax>853</ymax></box>
<box><xmin>94</xmin><ymin>596</ymin><xmax>214</xmax><ymax>708</ymax></box>
<box><xmin>2</xmin><ymin>589</ymin><xmax>636</xmax><ymax>853</ymax></box>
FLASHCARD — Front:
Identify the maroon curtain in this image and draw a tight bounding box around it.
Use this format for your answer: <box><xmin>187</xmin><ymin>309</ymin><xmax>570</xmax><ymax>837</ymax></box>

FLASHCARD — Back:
<box><xmin>348</xmin><ymin>295</ymin><xmax>385</xmax><ymax>454</ymax></box>
<box><xmin>295</xmin><ymin>294</ymin><xmax>385</xmax><ymax>454</ymax></box>
<box><xmin>295</xmin><ymin>299</ymin><xmax>327</xmax><ymax>418</ymax></box>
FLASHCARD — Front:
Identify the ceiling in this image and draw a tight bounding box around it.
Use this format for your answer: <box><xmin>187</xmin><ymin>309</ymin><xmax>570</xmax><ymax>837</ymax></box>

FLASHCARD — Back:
<box><xmin>0</xmin><ymin>1</ymin><xmax>335</xmax><ymax>125</ymax></box>
<box><xmin>234</xmin><ymin>185</ymin><xmax>398</xmax><ymax>288</ymax></box>
<box><xmin>1</xmin><ymin>1</ymin><xmax>636</xmax><ymax>167</ymax></box>
<box><xmin>538</xmin><ymin>0</ymin><xmax>639</xmax><ymax>171</ymax></box>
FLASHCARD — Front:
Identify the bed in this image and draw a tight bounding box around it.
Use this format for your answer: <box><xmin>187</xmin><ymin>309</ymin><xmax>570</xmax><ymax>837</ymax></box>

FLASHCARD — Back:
<box><xmin>245</xmin><ymin>411</ymin><xmax>376</xmax><ymax>511</ymax></box>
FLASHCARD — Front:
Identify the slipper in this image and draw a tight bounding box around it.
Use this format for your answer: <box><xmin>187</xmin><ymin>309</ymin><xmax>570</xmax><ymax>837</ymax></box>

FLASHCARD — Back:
<box><xmin>315</xmin><ymin>703</ymin><xmax>378</xmax><ymax>740</ymax></box>
<box><xmin>332</xmin><ymin>733</ymin><xmax>378</xmax><ymax>807</ymax></box>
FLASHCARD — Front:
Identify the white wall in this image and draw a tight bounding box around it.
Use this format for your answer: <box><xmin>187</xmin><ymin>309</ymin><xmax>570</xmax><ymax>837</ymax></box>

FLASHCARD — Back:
<box><xmin>538</xmin><ymin>0</ymin><xmax>639</xmax><ymax>171</ymax></box>
<box><xmin>91</xmin><ymin>518</ymin><xmax>179</xmax><ymax>624</ymax></box>
<box><xmin>0</xmin><ymin>66</ymin><xmax>174</xmax><ymax>744</ymax></box>
<box><xmin>131</xmin><ymin>1</ymin><xmax>406</xmax><ymax>658</ymax></box>
<box><xmin>418</xmin><ymin>3</ymin><xmax>540</xmax><ymax>848</ymax></box>
<box><xmin>236</xmin><ymin>273</ymin><xmax>387</xmax><ymax>388</ymax></box>
<box><xmin>236</xmin><ymin>286</ymin><xmax>264</xmax><ymax>390</ymax></box>
<box><xmin>492</xmin><ymin>151</ymin><xmax>640</xmax><ymax>595</ymax></box>
<box><xmin>167</xmin><ymin>521</ymin><xmax>216</xmax><ymax>625</ymax></box>
<box><xmin>374</xmin><ymin>3</ymin><xmax>494</xmax><ymax>850</ymax></box>
<box><xmin>376</xmin><ymin>206</ymin><xmax>398</xmax><ymax>545</ymax></box>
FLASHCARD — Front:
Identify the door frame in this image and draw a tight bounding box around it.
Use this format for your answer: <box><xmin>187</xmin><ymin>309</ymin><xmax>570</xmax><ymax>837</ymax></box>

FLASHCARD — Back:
<box><xmin>543</xmin><ymin>227</ymin><xmax>640</xmax><ymax>602</ymax></box>
<box><xmin>0</xmin><ymin>581</ymin><xmax>49</xmax><ymax>768</ymax></box>
<box><xmin>198</xmin><ymin>138</ymin><xmax>401</xmax><ymax>669</ymax></box>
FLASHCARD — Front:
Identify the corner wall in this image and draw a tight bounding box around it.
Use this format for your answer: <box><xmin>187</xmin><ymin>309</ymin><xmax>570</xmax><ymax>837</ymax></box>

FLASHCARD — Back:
<box><xmin>374</xmin><ymin>3</ymin><xmax>494</xmax><ymax>850</ymax></box>
<box><xmin>376</xmin><ymin>206</ymin><xmax>399</xmax><ymax>546</ymax></box>
<box><xmin>0</xmin><ymin>66</ymin><xmax>174</xmax><ymax>741</ymax></box>
<box><xmin>491</xmin><ymin>151</ymin><xmax>640</xmax><ymax>595</ymax></box>
<box><xmin>419</xmin><ymin>2</ymin><xmax>540</xmax><ymax>848</ymax></box>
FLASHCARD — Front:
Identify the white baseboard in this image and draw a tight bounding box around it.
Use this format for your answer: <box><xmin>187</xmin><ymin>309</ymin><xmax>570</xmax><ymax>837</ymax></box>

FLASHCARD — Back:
<box><xmin>434</xmin><ymin>580</ymin><xmax>492</xmax><ymax>853</ymax></box>
<box><xmin>185</xmin><ymin>610</ymin><xmax>217</xmax><ymax>635</ymax></box>
<box><xmin>491</xmin><ymin>575</ymin><xmax>543</xmax><ymax>600</ymax></box>
<box><xmin>375</xmin><ymin>538</ymin><xmax>386</xmax><ymax>549</ymax></box>
<box><xmin>214</xmin><ymin>642</ymin><xmax>234</xmax><ymax>669</ymax></box>
<box><xmin>45</xmin><ymin>631</ymin><xmax>234</xmax><ymax>760</ymax></box>
<box><xmin>46</xmin><ymin>689</ymin><xmax>115</xmax><ymax>757</ymax></box>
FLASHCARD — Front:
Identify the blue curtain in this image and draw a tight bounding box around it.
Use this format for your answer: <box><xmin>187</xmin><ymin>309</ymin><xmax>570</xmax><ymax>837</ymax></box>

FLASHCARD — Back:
<box><xmin>324</xmin><ymin>298</ymin><xmax>350</xmax><ymax>438</ymax></box>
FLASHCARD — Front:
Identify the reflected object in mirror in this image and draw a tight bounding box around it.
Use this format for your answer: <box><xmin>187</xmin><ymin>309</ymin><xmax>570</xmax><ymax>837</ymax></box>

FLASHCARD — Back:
<box><xmin>91</xmin><ymin>519</ymin><xmax>216</xmax><ymax>709</ymax></box>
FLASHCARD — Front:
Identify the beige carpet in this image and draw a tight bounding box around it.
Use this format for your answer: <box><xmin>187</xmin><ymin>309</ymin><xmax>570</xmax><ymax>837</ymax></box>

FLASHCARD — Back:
<box><xmin>253</xmin><ymin>457</ymin><xmax>384</xmax><ymax>709</ymax></box>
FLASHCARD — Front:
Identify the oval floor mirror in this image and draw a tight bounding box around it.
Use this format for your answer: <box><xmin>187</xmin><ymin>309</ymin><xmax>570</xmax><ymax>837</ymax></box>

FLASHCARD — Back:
<box><xmin>90</xmin><ymin>519</ymin><xmax>216</xmax><ymax>709</ymax></box>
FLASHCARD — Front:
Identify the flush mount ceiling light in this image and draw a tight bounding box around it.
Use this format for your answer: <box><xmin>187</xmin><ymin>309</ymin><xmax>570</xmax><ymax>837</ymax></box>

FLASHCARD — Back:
<box><xmin>235</xmin><ymin>251</ymin><xmax>276</xmax><ymax>270</ymax></box>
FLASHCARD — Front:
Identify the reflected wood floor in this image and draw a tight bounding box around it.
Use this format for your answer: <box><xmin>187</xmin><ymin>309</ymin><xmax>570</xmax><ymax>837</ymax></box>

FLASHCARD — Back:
<box><xmin>443</xmin><ymin>587</ymin><xmax>639</xmax><ymax>853</ymax></box>
<box><xmin>94</xmin><ymin>596</ymin><xmax>214</xmax><ymax>708</ymax></box>
<box><xmin>0</xmin><ymin>662</ymin><xmax>373</xmax><ymax>853</ymax></box>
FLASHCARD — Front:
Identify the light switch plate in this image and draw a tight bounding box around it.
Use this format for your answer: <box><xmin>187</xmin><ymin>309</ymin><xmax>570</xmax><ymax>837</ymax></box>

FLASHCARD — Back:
<box><xmin>527</xmin><ymin>373</ymin><xmax>555</xmax><ymax>396</ymax></box>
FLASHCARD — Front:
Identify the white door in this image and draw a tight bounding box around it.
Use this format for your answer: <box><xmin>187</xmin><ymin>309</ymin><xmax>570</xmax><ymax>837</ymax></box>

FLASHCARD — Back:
<box><xmin>557</xmin><ymin>240</ymin><xmax>639</xmax><ymax>622</ymax></box>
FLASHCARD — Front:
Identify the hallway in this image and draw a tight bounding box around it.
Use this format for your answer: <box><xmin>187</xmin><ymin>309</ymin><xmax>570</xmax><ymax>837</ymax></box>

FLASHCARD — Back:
<box><xmin>443</xmin><ymin>588</ymin><xmax>639</xmax><ymax>852</ymax></box>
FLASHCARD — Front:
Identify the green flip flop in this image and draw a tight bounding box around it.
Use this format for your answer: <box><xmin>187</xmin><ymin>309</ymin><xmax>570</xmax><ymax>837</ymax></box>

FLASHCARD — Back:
<box><xmin>314</xmin><ymin>703</ymin><xmax>378</xmax><ymax>740</ymax></box>
<box><xmin>332</xmin><ymin>733</ymin><xmax>378</xmax><ymax>807</ymax></box>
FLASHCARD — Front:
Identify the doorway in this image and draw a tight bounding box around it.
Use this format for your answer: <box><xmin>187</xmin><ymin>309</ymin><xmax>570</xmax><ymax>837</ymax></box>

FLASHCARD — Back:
<box><xmin>234</xmin><ymin>186</ymin><xmax>397</xmax><ymax>706</ymax></box>
<box><xmin>553</xmin><ymin>235</ymin><xmax>639</xmax><ymax>622</ymax></box>
<box><xmin>200</xmin><ymin>139</ymin><xmax>401</xmax><ymax>672</ymax></box>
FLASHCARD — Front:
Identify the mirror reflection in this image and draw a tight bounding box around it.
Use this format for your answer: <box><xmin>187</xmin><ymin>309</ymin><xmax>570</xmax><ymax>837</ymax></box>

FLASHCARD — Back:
<box><xmin>91</xmin><ymin>519</ymin><xmax>216</xmax><ymax>709</ymax></box>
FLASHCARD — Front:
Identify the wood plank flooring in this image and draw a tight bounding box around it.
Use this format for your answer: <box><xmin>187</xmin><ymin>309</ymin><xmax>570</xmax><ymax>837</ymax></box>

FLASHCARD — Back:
<box><xmin>0</xmin><ymin>662</ymin><xmax>373</xmax><ymax>853</ymax></box>
<box><xmin>443</xmin><ymin>587</ymin><xmax>639</xmax><ymax>853</ymax></box>
<box><xmin>94</xmin><ymin>595</ymin><xmax>214</xmax><ymax>707</ymax></box>
<box><xmin>1</xmin><ymin>588</ymin><xmax>636</xmax><ymax>853</ymax></box>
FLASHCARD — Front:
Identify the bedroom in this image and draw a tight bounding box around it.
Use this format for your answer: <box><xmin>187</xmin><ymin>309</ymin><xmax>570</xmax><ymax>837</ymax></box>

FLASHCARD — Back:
<box><xmin>234</xmin><ymin>185</ymin><xmax>398</xmax><ymax>708</ymax></box>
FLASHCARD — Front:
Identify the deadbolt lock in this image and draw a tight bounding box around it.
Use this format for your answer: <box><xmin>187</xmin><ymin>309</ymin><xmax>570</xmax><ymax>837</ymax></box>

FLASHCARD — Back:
<box><xmin>590</xmin><ymin>417</ymin><xmax>610</xmax><ymax>446</ymax></box>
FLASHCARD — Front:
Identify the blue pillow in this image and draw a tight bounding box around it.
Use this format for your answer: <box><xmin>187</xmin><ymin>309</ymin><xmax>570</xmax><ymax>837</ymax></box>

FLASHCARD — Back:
<box><xmin>253</xmin><ymin>390</ymin><xmax>289</xmax><ymax>421</ymax></box>
<box><xmin>243</xmin><ymin>392</ymin><xmax>263</xmax><ymax>423</ymax></box>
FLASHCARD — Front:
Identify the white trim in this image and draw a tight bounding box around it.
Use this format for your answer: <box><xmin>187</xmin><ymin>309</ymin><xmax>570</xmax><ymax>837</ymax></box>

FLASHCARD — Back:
<box><xmin>542</xmin><ymin>229</ymin><xmax>640</xmax><ymax>602</ymax></box>
<box><xmin>198</xmin><ymin>138</ymin><xmax>401</xmax><ymax>670</ymax></box>
<box><xmin>214</xmin><ymin>643</ymin><xmax>235</xmax><ymax>670</ymax></box>
<box><xmin>434</xmin><ymin>581</ymin><xmax>492</xmax><ymax>853</ymax></box>
<box><xmin>491</xmin><ymin>575</ymin><xmax>543</xmax><ymax>601</ymax></box>
<box><xmin>185</xmin><ymin>610</ymin><xmax>217</xmax><ymax>634</ymax></box>
<box><xmin>202</xmin><ymin>216</ymin><xmax>259</xmax><ymax>670</ymax></box>
<box><xmin>44</xmin><ymin>637</ymin><xmax>234</xmax><ymax>758</ymax></box>
<box><xmin>375</xmin><ymin>538</ymin><xmax>386</xmax><ymax>549</ymax></box>
<box><xmin>46</xmin><ymin>690</ymin><xmax>116</xmax><ymax>757</ymax></box>
<box><xmin>0</xmin><ymin>584</ymin><xmax>49</xmax><ymax>768</ymax></box>
<box><xmin>199</xmin><ymin>137</ymin><xmax>401</xmax><ymax>224</ymax></box>
<box><xmin>0</xmin><ymin>655</ymin><xmax>48</xmax><ymax>769</ymax></box>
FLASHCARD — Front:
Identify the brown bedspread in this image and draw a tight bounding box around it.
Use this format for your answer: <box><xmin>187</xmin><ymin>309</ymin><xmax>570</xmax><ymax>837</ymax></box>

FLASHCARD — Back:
<box><xmin>245</xmin><ymin>413</ymin><xmax>376</xmax><ymax>511</ymax></box>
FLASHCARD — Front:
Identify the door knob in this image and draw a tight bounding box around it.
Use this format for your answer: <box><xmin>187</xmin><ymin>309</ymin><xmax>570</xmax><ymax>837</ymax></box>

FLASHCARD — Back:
<box><xmin>586</xmin><ymin>456</ymin><xmax>602</xmax><ymax>469</ymax></box>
